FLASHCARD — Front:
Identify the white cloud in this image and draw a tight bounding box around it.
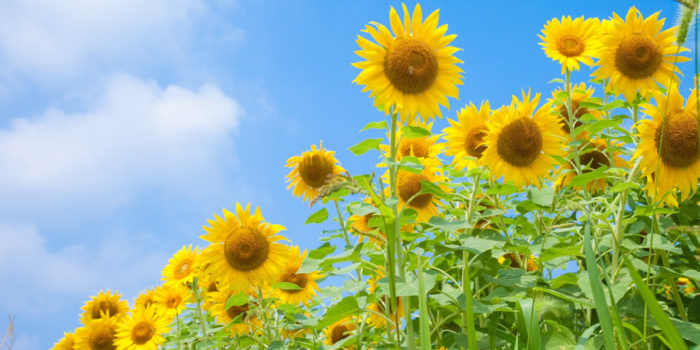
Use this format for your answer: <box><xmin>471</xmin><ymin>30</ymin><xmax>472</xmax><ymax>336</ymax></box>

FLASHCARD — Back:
<box><xmin>0</xmin><ymin>74</ymin><xmax>242</xmax><ymax>216</ymax></box>
<box><xmin>0</xmin><ymin>0</ymin><xmax>208</xmax><ymax>80</ymax></box>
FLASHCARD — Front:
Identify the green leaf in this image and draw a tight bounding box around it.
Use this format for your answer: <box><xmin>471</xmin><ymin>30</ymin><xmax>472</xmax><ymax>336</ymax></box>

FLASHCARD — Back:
<box><xmin>268</xmin><ymin>341</ymin><xmax>284</xmax><ymax>350</ymax></box>
<box><xmin>401</xmin><ymin>125</ymin><xmax>431</xmax><ymax>138</ymax></box>
<box><xmin>317</xmin><ymin>297</ymin><xmax>360</xmax><ymax>328</ymax></box>
<box><xmin>360</xmin><ymin>120</ymin><xmax>388</xmax><ymax>131</ymax></box>
<box><xmin>623</xmin><ymin>256</ymin><xmax>689</xmax><ymax>350</ymax></box>
<box><xmin>459</xmin><ymin>236</ymin><xmax>504</xmax><ymax>255</ymax></box>
<box><xmin>425</xmin><ymin>217</ymin><xmax>467</xmax><ymax>233</ymax></box>
<box><xmin>419</xmin><ymin>180</ymin><xmax>449</xmax><ymax>199</ymax></box>
<box><xmin>528</xmin><ymin>187</ymin><xmax>554</xmax><ymax>207</ymax></box>
<box><xmin>274</xmin><ymin>282</ymin><xmax>303</xmax><ymax>290</ymax></box>
<box><xmin>304</xmin><ymin>208</ymin><xmax>328</xmax><ymax>224</ymax></box>
<box><xmin>348</xmin><ymin>138</ymin><xmax>383</xmax><ymax>155</ymax></box>
<box><xmin>541</xmin><ymin>243</ymin><xmax>582</xmax><ymax>263</ymax></box>
<box><xmin>397</xmin><ymin>156</ymin><xmax>424</xmax><ymax>173</ymax></box>
<box><xmin>602</xmin><ymin>99</ymin><xmax>626</xmax><ymax>111</ymax></box>
<box><xmin>608</xmin><ymin>182</ymin><xmax>640</xmax><ymax>193</ymax></box>
<box><xmin>225</xmin><ymin>292</ymin><xmax>248</xmax><ymax>309</ymax></box>
<box><xmin>517</xmin><ymin>298</ymin><xmax>542</xmax><ymax>350</ymax></box>
<box><xmin>308</xmin><ymin>242</ymin><xmax>336</xmax><ymax>259</ymax></box>
<box><xmin>549</xmin><ymin>273</ymin><xmax>579</xmax><ymax>289</ymax></box>
<box><xmin>584</xmin><ymin>223</ymin><xmax>617</xmax><ymax>350</ymax></box>
<box><xmin>542</xmin><ymin>320</ymin><xmax>576</xmax><ymax>350</ymax></box>
<box><xmin>566</xmin><ymin>166</ymin><xmax>607</xmax><ymax>188</ymax></box>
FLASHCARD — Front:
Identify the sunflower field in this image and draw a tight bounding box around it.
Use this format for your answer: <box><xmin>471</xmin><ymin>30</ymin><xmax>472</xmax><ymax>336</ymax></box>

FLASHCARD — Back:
<box><xmin>52</xmin><ymin>3</ymin><xmax>700</xmax><ymax>350</ymax></box>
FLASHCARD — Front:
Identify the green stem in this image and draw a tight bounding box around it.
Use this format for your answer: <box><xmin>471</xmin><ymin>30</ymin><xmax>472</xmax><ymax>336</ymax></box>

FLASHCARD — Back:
<box><xmin>192</xmin><ymin>277</ymin><xmax>208</xmax><ymax>337</ymax></box>
<box><xmin>461</xmin><ymin>170</ymin><xmax>482</xmax><ymax>350</ymax></box>
<box><xmin>612</xmin><ymin>157</ymin><xmax>641</xmax><ymax>278</ymax></box>
<box><xmin>334</xmin><ymin>199</ymin><xmax>352</xmax><ymax>247</ymax></box>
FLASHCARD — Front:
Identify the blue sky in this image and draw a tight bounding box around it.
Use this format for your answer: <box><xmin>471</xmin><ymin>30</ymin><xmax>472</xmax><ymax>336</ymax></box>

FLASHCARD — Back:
<box><xmin>0</xmin><ymin>0</ymin><xmax>691</xmax><ymax>348</ymax></box>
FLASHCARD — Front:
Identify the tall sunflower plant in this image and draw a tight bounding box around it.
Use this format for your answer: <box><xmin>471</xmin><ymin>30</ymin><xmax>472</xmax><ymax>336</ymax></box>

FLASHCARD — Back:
<box><xmin>53</xmin><ymin>3</ymin><xmax>700</xmax><ymax>350</ymax></box>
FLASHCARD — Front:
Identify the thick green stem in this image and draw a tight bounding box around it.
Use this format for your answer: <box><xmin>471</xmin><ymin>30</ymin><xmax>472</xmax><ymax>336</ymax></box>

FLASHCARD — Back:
<box><xmin>192</xmin><ymin>277</ymin><xmax>208</xmax><ymax>337</ymax></box>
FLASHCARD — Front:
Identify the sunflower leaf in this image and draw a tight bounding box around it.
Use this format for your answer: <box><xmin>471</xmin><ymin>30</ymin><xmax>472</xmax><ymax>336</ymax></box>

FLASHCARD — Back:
<box><xmin>274</xmin><ymin>282</ymin><xmax>303</xmax><ymax>291</ymax></box>
<box><xmin>565</xmin><ymin>166</ymin><xmax>608</xmax><ymax>189</ymax></box>
<box><xmin>360</xmin><ymin>120</ymin><xmax>388</xmax><ymax>131</ymax></box>
<box><xmin>225</xmin><ymin>292</ymin><xmax>249</xmax><ymax>309</ymax></box>
<box><xmin>317</xmin><ymin>297</ymin><xmax>360</xmax><ymax>328</ymax></box>
<box><xmin>349</xmin><ymin>138</ymin><xmax>383</xmax><ymax>155</ymax></box>
<box><xmin>304</xmin><ymin>208</ymin><xmax>328</xmax><ymax>224</ymax></box>
<box><xmin>401</xmin><ymin>125</ymin><xmax>431</xmax><ymax>138</ymax></box>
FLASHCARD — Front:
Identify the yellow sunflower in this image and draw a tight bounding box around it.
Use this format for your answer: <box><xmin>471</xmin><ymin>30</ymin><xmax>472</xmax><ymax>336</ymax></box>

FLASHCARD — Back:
<box><xmin>592</xmin><ymin>7</ymin><xmax>689</xmax><ymax>102</ymax></box>
<box><xmin>74</xmin><ymin>315</ymin><xmax>118</xmax><ymax>350</ymax></box>
<box><xmin>114</xmin><ymin>305</ymin><xmax>170</xmax><ymax>350</ymax></box>
<box><xmin>633</xmin><ymin>84</ymin><xmax>699</xmax><ymax>206</ymax></box>
<box><xmin>549</xmin><ymin>82</ymin><xmax>602</xmax><ymax>137</ymax></box>
<box><xmin>384</xmin><ymin>157</ymin><xmax>448</xmax><ymax>222</ymax></box>
<box><xmin>196</xmin><ymin>271</ymin><xmax>220</xmax><ymax>310</ymax></box>
<box><xmin>538</xmin><ymin>15</ymin><xmax>601</xmax><ymax>74</ymax></box>
<box><xmin>153</xmin><ymin>284</ymin><xmax>191</xmax><ymax>319</ymax></box>
<box><xmin>286</xmin><ymin>141</ymin><xmax>345</xmax><ymax>202</ymax></box>
<box><xmin>80</xmin><ymin>289</ymin><xmax>130</xmax><ymax>324</ymax></box>
<box><xmin>380</xmin><ymin>119</ymin><xmax>443</xmax><ymax>162</ymax></box>
<box><xmin>443</xmin><ymin>101</ymin><xmax>493</xmax><ymax>170</ymax></box>
<box><xmin>271</xmin><ymin>246</ymin><xmax>322</xmax><ymax>306</ymax></box>
<box><xmin>348</xmin><ymin>204</ymin><xmax>386</xmax><ymax>246</ymax></box>
<box><xmin>480</xmin><ymin>90</ymin><xmax>566</xmax><ymax>189</ymax></box>
<box><xmin>498</xmin><ymin>253</ymin><xmax>538</xmax><ymax>272</ymax></box>
<box><xmin>133</xmin><ymin>287</ymin><xmax>158</xmax><ymax>311</ymax></box>
<box><xmin>206</xmin><ymin>287</ymin><xmax>262</xmax><ymax>336</ymax></box>
<box><xmin>162</xmin><ymin>244</ymin><xmax>201</xmax><ymax>287</ymax></box>
<box><xmin>557</xmin><ymin>139</ymin><xmax>628</xmax><ymax>193</ymax></box>
<box><xmin>323</xmin><ymin>317</ymin><xmax>357</xmax><ymax>349</ymax></box>
<box><xmin>353</xmin><ymin>3</ymin><xmax>464</xmax><ymax>123</ymax></box>
<box><xmin>367</xmin><ymin>273</ymin><xmax>403</xmax><ymax>329</ymax></box>
<box><xmin>51</xmin><ymin>331</ymin><xmax>76</xmax><ymax>350</ymax></box>
<box><xmin>200</xmin><ymin>203</ymin><xmax>289</xmax><ymax>290</ymax></box>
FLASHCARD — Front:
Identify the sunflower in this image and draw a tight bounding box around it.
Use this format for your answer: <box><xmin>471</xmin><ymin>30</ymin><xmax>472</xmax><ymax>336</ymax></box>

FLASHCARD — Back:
<box><xmin>162</xmin><ymin>244</ymin><xmax>200</xmax><ymax>287</ymax></box>
<box><xmin>384</xmin><ymin>157</ymin><xmax>448</xmax><ymax>222</ymax></box>
<box><xmin>549</xmin><ymin>82</ymin><xmax>602</xmax><ymax>137</ymax></box>
<box><xmin>196</xmin><ymin>271</ymin><xmax>220</xmax><ymax>310</ymax></box>
<box><xmin>133</xmin><ymin>288</ymin><xmax>158</xmax><ymax>311</ymax></box>
<box><xmin>80</xmin><ymin>290</ymin><xmax>130</xmax><ymax>324</ymax></box>
<box><xmin>52</xmin><ymin>331</ymin><xmax>76</xmax><ymax>350</ymax></box>
<box><xmin>114</xmin><ymin>305</ymin><xmax>170</xmax><ymax>350</ymax></box>
<box><xmin>74</xmin><ymin>315</ymin><xmax>118</xmax><ymax>350</ymax></box>
<box><xmin>200</xmin><ymin>203</ymin><xmax>289</xmax><ymax>290</ymax></box>
<box><xmin>367</xmin><ymin>273</ymin><xmax>403</xmax><ymax>329</ymax></box>
<box><xmin>538</xmin><ymin>15</ymin><xmax>600</xmax><ymax>74</ymax></box>
<box><xmin>352</xmin><ymin>3</ymin><xmax>464</xmax><ymax>123</ymax></box>
<box><xmin>592</xmin><ymin>7</ymin><xmax>689</xmax><ymax>102</ymax></box>
<box><xmin>380</xmin><ymin>119</ymin><xmax>443</xmax><ymax>162</ymax></box>
<box><xmin>271</xmin><ymin>246</ymin><xmax>322</xmax><ymax>306</ymax></box>
<box><xmin>153</xmin><ymin>284</ymin><xmax>191</xmax><ymax>319</ymax></box>
<box><xmin>498</xmin><ymin>253</ymin><xmax>538</xmax><ymax>272</ymax></box>
<box><xmin>480</xmin><ymin>90</ymin><xmax>566</xmax><ymax>189</ymax></box>
<box><xmin>323</xmin><ymin>317</ymin><xmax>357</xmax><ymax>349</ymax></box>
<box><xmin>557</xmin><ymin>139</ymin><xmax>628</xmax><ymax>193</ymax></box>
<box><xmin>205</xmin><ymin>287</ymin><xmax>262</xmax><ymax>336</ymax></box>
<box><xmin>286</xmin><ymin>142</ymin><xmax>345</xmax><ymax>203</ymax></box>
<box><xmin>443</xmin><ymin>101</ymin><xmax>493</xmax><ymax>170</ymax></box>
<box><xmin>633</xmin><ymin>84</ymin><xmax>699</xmax><ymax>206</ymax></box>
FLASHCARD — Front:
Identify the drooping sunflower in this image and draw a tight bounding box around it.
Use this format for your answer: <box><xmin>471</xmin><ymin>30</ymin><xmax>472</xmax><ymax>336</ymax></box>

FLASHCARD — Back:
<box><xmin>353</xmin><ymin>3</ymin><xmax>464</xmax><ymax>123</ymax></box>
<box><xmin>633</xmin><ymin>84</ymin><xmax>699</xmax><ymax>206</ymax></box>
<box><xmin>383</xmin><ymin>157</ymin><xmax>448</xmax><ymax>222</ymax></box>
<box><xmin>498</xmin><ymin>253</ymin><xmax>538</xmax><ymax>272</ymax></box>
<box><xmin>443</xmin><ymin>101</ymin><xmax>493</xmax><ymax>170</ymax></box>
<box><xmin>133</xmin><ymin>287</ymin><xmax>158</xmax><ymax>311</ymax></box>
<box><xmin>480</xmin><ymin>90</ymin><xmax>566</xmax><ymax>189</ymax></box>
<box><xmin>286</xmin><ymin>142</ymin><xmax>345</xmax><ymax>202</ymax></box>
<box><xmin>538</xmin><ymin>15</ymin><xmax>601</xmax><ymax>74</ymax></box>
<box><xmin>271</xmin><ymin>246</ymin><xmax>322</xmax><ymax>306</ymax></box>
<box><xmin>80</xmin><ymin>289</ymin><xmax>130</xmax><ymax>324</ymax></box>
<box><xmin>348</xmin><ymin>198</ymin><xmax>386</xmax><ymax>246</ymax></box>
<box><xmin>549</xmin><ymin>82</ymin><xmax>602</xmax><ymax>137</ymax></box>
<box><xmin>153</xmin><ymin>284</ymin><xmax>191</xmax><ymax>319</ymax></box>
<box><xmin>557</xmin><ymin>139</ymin><xmax>628</xmax><ymax>193</ymax></box>
<box><xmin>380</xmin><ymin>119</ymin><xmax>443</xmax><ymax>162</ymax></box>
<box><xmin>114</xmin><ymin>305</ymin><xmax>170</xmax><ymax>350</ymax></box>
<box><xmin>200</xmin><ymin>203</ymin><xmax>289</xmax><ymax>289</ymax></box>
<box><xmin>367</xmin><ymin>273</ymin><xmax>403</xmax><ymax>329</ymax></box>
<box><xmin>205</xmin><ymin>287</ymin><xmax>262</xmax><ymax>336</ymax></box>
<box><xmin>592</xmin><ymin>7</ymin><xmax>689</xmax><ymax>102</ymax></box>
<box><xmin>51</xmin><ymin>331</ymin><xmax>76</xmax><ymax>350</ymax></box>
<box><xmin>323</xmin><ymin>317</ymin><xmax>357</xmax><ymax>349</ymax></box>
<box><xmin>162</xmin><ymin>244</ymin><xmax>201</xmax><ymax>287</ymax></box>
<box><xmin>74</xmin><ymin>315</ymin><xmax>118</xmax><ymax>350</ymax></box>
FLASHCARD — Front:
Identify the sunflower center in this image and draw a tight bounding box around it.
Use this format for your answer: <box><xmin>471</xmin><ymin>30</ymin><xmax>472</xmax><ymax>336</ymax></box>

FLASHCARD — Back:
<box><xmin>557</xmin><ymin>35</ymin><xmax>585</xmax><ymax>57</ymax></box>
<box><xmin>174</xmin><ymin>259</ymin><xmax>193</xmax><ymax>280</ymax></box>
<box><xmin>559</xmin><ymin>99</ymin><xmax>589</xmax><ymax>133</ymax></box>
<box><xmin>464</xmin><ymin>124</ymin><xmax>488</xmax><ymax>158</ymax></box>
<box><xmin>654</xmin><ymin>110</ymin><xmax>699</xmax><ymax>168</ymax></box>
<box><xmin>331</xmin><ymin>325</ymin><xmax>350</xmax><ymax>344</ymax></box>
<box><xmin>207</xmin><ymin>281</ymin><xmax>218</xmax><ymax>293</ymax></box>
<box><xmin>397</xmin><ymin>171</ymin><xmax>433</xmax><ymax>208</ymax></box>
<box><xmin>131</xmin><ymin>321</ymin><xmax>155</xmax><ymax>345</ymax></box>
<box><xmin>496</xmin><ymin>117</ymin><xmax>543</xmax><ymax>167</ymax></box>
<box><xmin>299</xmin><ymin>153</ymin><xmax>334</xmax><ymax>188</ymax></box>
<box><xmin>88</xmin><ymin>324</ymin><xmax>115</xmax><ymax>350</ymax></box>
<box><xmin>384</xmin><ymin>37</ymin><xmax>438</xmax><ymax>94</ymax></box>
<box><xmin>399</xmin><ymin>138</ymin><xmax>430</xmax><ymax>158</ymax></box>
<box><xmin>614</xmin><ymin>34</ymin><xmax>662</xmax><ymax>79</ymax></box>
<box><xmin>91</xmin><ymin>300</ymin><xmax>119</xmax><ymax>320</ymax></box>
<box><xmin>280</xmin><ymin>271</ymin><xmax>309</xmax><ymax>293</ymax></box>
<box><xmin>166</xmin><ymin>294</ymin><xmax>182</xmax><ymax>309</ymax></box>
<box><xmin>226</xmin><ymin>302</ymin><xmax>249</xmax><ymax>320</ymax></box>
<box><xmin>579</xmin><ymin>150</ymin><xmax>610</xmax><ymax>171</ymax></box>
<box><xmin>224</xmin><ymin>226</ymin><xmax>270</xmax><ymax>272</ymax></box>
